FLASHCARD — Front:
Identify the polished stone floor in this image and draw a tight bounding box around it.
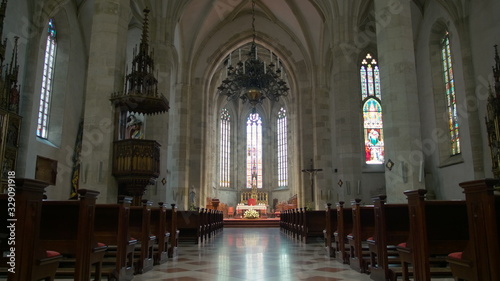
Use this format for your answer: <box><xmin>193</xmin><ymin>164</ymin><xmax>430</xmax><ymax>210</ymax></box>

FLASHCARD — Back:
<box><xmin>54</xmin><ymin>227</ymin><xmax>455</xmax><ymax>281</ymax></box>
<box><xmin>133</xmin><ymin>227</ymin><xmax>374</xmax><ymax>281</ymax></box>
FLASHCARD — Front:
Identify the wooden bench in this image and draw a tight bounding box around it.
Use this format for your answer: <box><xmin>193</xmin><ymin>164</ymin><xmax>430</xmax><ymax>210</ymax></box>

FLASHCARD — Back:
<box><xmin>165</xmin><ymin>204</ymin><xmax>179</xmax><ymax>257</ymax></box>
<box><xmin>447</xmin><ymin>178</ymin><xmax>500</xmax><ymax>281</ymax></box>
<box><xmin>200</xmin><ymin>208</ymin><xmax>210</xmax><ymax>242</ymax></box>
<box><xmin>397</xmin><ymin>189</ymin><xmax>469</xmax><ymax>281</ymax></box>
<box><xmin>368</xmin><ymin>195</ymin><xmax>409</xmax><ymax>281</ymax></box>
<box><xmin>334</xmin><ymin>201</ymin><xmax>353</xmax><ymax>264</ymax></box>
<box><xmin>323</xmin><ymin>203</ymin><xmax>338</xmax><ymax>257</ymax></box>
<box><xmin>177</xmin><ymin>210</ymin><xmax>201</xmax><ymax>244</ymax></box>
<box><xmin>150</xmin><ymin>202</ymin><xmax>169</xmax><ymax>265</ymax></box>
<box><xmin>301</xmin><ymin>210</ymin><xmax>327</xmax><ymax>243</ymax></box>
<box><xmin>347</xmin><ymin>199</ymin><xmax>374</xmax><ymax>273</ymax></box>
<box><xmin>39</xmin><ymin>189</ymin><xmax>107</xmax><ymax>281</ymax></box>
<box><xmin>129</xmin><ymin>200</ymin><xmax>156</xmax><ymax>274</ymax></box>
<box><xmin>94</xmin><ymin>196</ymin><xmax>136</xmax><ymax>281</ymax></box>
<box><xmin>1</xmin><ymin>178</ymin><xmax>62</xmax><ymax>281</ymax></box>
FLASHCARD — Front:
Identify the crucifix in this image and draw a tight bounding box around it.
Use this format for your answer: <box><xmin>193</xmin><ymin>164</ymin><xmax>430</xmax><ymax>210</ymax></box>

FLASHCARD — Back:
<box><xmin>301</xmin><ymin>159</ymin><xmax>323</xmax><ymax>201</ymax></box>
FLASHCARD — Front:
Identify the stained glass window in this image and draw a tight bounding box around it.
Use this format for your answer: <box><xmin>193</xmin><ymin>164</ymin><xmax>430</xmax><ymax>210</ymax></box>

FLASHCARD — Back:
<box><xmin>37</xmin><ymin>19</ymin><xmax>57</xmax><ymax>139</ymax></box>
<box><xmin>247</xmin><ymin>113</ymin><xmax>262</xmax><ymax>189</ymax></box>
<box><xmin>441</xmin><ymin>32</ymin><xmax>461</xmax><ymax>155</ymax></box>
<box><xmin>277</xmin><ymin>107</ymin><xmax>288</xmax><ymax>187</ymax></box>
<box><xmin>361</xmin><ymin>53</ymin><xmax>384</xmax><ymax>164</ymax></box>
<box><xmin>219</xmin><ymin>108</ymin><xmax>231</xmax><ymax>187</ymax></box>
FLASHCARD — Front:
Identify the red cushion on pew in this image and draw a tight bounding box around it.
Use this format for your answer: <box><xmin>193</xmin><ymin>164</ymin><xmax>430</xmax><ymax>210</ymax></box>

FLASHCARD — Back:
<box><xmin>46</xmin><ymin>250</ymin><xmax>61</xmax><ymax>258</ymax></box>
<box><xmin>398</xmin><ymin>242</ymin><xmax>407</xmax><ymax>248</ymax></box>
<box><xmin>367</xmin><ymin>237</ymin><xmax>374</xmax><ymax>242</ymax></box>
<box><xmin>97</xmin><ymin>242</ymin><xmax>106</xmax><ymax>247</ymax></box>
<box><xmin>448</xmin><ymin>252</ymin><xmax>463</xmax><ymax>259</ymax></box>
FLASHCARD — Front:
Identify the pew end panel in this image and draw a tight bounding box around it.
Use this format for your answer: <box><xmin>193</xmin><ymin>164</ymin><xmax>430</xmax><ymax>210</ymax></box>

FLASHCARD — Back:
<box><xmin>397</xmin><ymin>189</ymin><xmax>469</xmax><ymax>281</ymax></box>
<box><xmin>129</xmin><ymin>200</ymin><xmax>156</xmax><ymax>274</ymax></box>
<box><xmin>0</xmin><ymin>179</ymin><xmax>65</xmax><ymax>281</ymax></box>
<box><xmin>39</xmin><ymin>189</ymin><xmax>105</xmax><ymax>281</ymax></box>
<box><xmin>447</xmin><ymin>178</ymin><xmax>500</xmax><ymax>281</ymax></box>
<box><xmin>94</xmin><ymin>197</ymin><xmax>136</xmax><ymax>281</ymax></box>
<box><xmin>151</xmin><ymin>202</ymin><xmax>169</xmax><ymax>265</ymax></box>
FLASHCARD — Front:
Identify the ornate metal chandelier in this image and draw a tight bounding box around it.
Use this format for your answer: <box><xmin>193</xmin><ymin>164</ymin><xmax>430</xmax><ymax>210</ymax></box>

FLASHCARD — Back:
<box><xmin>217</xmin><ymin>0</ymin><xmax>289</xmax><ymax>111</ymax></box>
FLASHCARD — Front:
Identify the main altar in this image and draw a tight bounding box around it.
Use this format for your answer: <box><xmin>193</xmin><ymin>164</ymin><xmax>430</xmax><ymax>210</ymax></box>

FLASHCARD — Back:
<box><xmin>237</xmin><ymin>173</ymin><xmax>269</xmax><ymax>217</ymax></box>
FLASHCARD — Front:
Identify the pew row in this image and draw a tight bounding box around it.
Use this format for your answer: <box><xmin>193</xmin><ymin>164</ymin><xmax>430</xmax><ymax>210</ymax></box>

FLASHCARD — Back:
<box><xmin>368</xmin><ymin>195</ymin><xmax>409</xmax><ymax>281</ymax></box>
<box><xmin>94</xmin><ymin>196</ymin><xmax>137</xmax><ymax>281</ymax></box>
<box><xmin>0</xmin><ymin>179</ymin><xmax>62</xmax><ymax>281</ymax></box>
<box><xmin>323</xmin><ymin>203</ymin><xmax>337</xmax><ymax>257</ymax></box>
<box><xmin>334</xmin><ymin>201</ymin><xmax>353</xmax><ymax>264</ymax></box>
<box><xmin>446</xmin><ymin>178</ymin><xmax>500</xmax><ymax>281</ymax></box>
<box><xmin>39</xmin><ymin>189</ymin><xmax>107</xmax><ymax>280</ymax></box>
<box><xmin>129</xmin><ymin>200</ymin><xmax>156</xmax><ymax>274</ymax></box>
<box><xmin>150</xmin><ymin>202</ymin><xmax>169</xmax><ymax>265</ymax></box>
<box><xmin>397</xmin><ymin>189</ymin><xmax>469</xmax><ymax>281</ymax></box>
<box><xmin>301</xmin><ymin>210</ymin><xmax>326</xmax><ymax>243</ymax></box>
<box><xmin>347</xmin><ymin>199</ymin><xmax>374</xmax><ymax>273</ymax></box>
<box><xmin>165</xmin><ymin>204</ymin><xmax>179</xmax><ymax>257</ymax></box>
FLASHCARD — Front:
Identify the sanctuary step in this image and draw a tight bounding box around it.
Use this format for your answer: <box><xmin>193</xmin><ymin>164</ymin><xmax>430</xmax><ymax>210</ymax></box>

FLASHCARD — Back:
<box><xmin>223</xmin><ymin>218</ymin><xmax>280</xmax><ymax>228</ymax></box>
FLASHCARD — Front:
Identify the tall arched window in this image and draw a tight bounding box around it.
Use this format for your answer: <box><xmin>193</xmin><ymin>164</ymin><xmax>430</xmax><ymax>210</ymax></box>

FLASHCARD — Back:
<box><xmin>37</xmin><ymin>19</ymin><xmax>57</xmax><ymax>139</ymax></box>
<box><xmin>361</xmin><ymin>53</ymin><xmax>384</xmax><ymax>164</ymax></box>
<box><xmin>247</xmin><ymin>113</ymin><xmax>262</xmax><ymax>189</ymax></box>
<box><xmin>441</xmin><ymin>31</ymin><xmax>460</xmax><ymax>155</ymax></box>
<box><xmin>277</xmin><ymin>107</ymin><xmax>288</xmax><ymax>187</ymax></box>
<box><xmin>219</xmin><ymin>108</ymin><xmax>231</xmax><ymax>187</ymax></box>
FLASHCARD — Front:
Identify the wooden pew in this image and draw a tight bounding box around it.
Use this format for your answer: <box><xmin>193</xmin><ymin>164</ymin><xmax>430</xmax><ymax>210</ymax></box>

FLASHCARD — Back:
<box><xmin>334</xmin><ymin>201</ymin><xmax>353</xmax><ymax>264</ymax></box>
<box><xmin>368</xmin><ymin>195</ymin><xmax>409</xmax><ymax>281</ymax></box>
<box><xmin>293</xmin><ymin>208</ymin><xmax>303</xmax><ymax>240</ymax></box>
<box><xmin>301</xmin><ymin>210</ymin><xmax>327</xmax><ymax>243</ymax></box>
<box><xmin>177</xmin><ymin>210</ymin><xmax>201</xmax><ymax>244</ymax></box>
<box><xmin>347</xmin><ymin>199</ymin><xmax>374</xmax><ymax>273</ymax></box>
<box><xmin>447</xmin><ymin>178</ymin><xmax>500</xmax><ymax>281</ymax></box>
<box><xmin>199</xmin><ymin>208</ymin><xmax>209</xmax><ymax>242</ymax></box>
<box><xmin>94</xmin><ymin>196</ymin><xmax>136</xmax><ymax>281</ymax></box>
<box><xmin>39</xmin><ymin>189</ymin><xmax>107</xmax><ymax>281</ymax></box>
<box><xmin>165</xmin><ymin>204</ymin><xmax>179</xmax><ymax>257</ymax></box>
<box><xmin>323</xmin><ymin>203</ymin><xmax>338</xmax><ymax>257</ymax></box>
<box><xmin>0</xmin><ymin>178</ymin><xmax>62</xmax><ymax>281</ymax></box>
<box><xmin>150</xmin><ymin>202</ymin><xmax>169</xmax><ymax>265</ymax></box>
<box><xmin>129</xmin><ymin>200</ymin><xmax>156</xmax><ymax>274</ymax></box>
<box><xmin>397</xmin><ymin>189</ymin><xmax>469</xmax><ymax>281</ymax></box>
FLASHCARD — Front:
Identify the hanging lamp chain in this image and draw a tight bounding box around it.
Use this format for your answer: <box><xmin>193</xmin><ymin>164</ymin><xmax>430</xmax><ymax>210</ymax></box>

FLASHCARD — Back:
<box><xmin>251</xmin><ymin>0</ymin><xmax>256</xmax><ymax>45</ymax></box>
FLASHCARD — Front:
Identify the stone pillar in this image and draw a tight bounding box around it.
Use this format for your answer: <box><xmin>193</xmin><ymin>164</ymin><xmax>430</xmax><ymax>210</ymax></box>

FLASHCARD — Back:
<box><xmin>166</xmin><ymin>83</ymin><xmax>192</xmax><ymax>209</ymax></box>
<box><xmin>79</xmin><ymin>0</ymin><xmax>130</xmax><ymax>203</ymax></box>
<box><xmin>374</xmin><ymin>0</ymin><xmax>424</xmax><ymax>202</ymax></box>
<box><xmin>331</xmin><ymin>43</ymin><xmax>363</xmax><ymax>206</ymax></box>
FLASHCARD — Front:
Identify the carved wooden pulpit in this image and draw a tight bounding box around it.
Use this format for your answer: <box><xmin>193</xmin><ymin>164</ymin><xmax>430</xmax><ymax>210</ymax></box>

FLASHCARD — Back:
<box><xmin>110</xmin><ymin>8</ymin><xmax>169</xmax><ymax>205</ymax></box>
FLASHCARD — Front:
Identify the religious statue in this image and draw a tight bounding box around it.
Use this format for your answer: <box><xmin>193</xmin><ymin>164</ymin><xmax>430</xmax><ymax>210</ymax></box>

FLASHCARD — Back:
<box><xmin>125</xmin><ymin>114</ymin><xmax>144</xmax><ymax>139</ymax></box>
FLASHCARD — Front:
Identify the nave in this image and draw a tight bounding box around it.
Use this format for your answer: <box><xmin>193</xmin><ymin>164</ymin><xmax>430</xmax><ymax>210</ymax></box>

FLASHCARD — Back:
<box><xmin>56</xmin><ymin>228</ymin><xmax>454</xmax><ymax>281</ymax></box>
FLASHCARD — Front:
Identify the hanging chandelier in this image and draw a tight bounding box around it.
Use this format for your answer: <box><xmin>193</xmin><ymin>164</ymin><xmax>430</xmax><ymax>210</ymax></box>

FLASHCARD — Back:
<box><xmin>217</xmin><ymin>0</ymin><xmax>289</xmax><ymax>111</ymax></box>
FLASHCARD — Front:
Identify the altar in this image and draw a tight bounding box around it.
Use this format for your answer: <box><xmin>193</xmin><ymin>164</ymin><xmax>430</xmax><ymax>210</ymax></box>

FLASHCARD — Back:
<box><xmin>236</xmin><ymin>205</ymin><xmax>268</xmax><ymax>217</ymax></box>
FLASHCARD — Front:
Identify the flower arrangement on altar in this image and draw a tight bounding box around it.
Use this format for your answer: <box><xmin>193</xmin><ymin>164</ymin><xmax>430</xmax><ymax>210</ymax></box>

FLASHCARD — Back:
<box><xmin>243</xmin><ymin>209</ymin><xmax>260</xmax><ymax>219</ymax></box>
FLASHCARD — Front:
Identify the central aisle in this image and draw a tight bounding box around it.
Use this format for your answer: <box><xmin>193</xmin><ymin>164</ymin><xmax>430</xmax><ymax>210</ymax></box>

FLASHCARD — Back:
<box><xmin>133</xmin><ymin>227</ymin><xmax>376</xmax><ymax>281</ymax></box>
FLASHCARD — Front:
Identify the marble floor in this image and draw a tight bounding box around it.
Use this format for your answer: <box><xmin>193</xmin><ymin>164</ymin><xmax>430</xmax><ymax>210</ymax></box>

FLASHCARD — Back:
<box><xmin>132</xmin><ymin>227</ymin><xmax>374</xmax><ymax>281</ymax></box>
<box><xmin>54</xmin><ymin>227</ymin><xmax>455</xmax><ymax>281</ymax></box>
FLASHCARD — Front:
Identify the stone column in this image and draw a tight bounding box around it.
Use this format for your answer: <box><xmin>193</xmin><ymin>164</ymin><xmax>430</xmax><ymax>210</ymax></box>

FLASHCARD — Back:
<box><xmin>374</xmin><ymin>0</ymin><xmax>425</xmax><ymax>202</ymax></box>
<box><xmin>166</xmin><ymin>82</ymin><xmax>192</xmax><ymax>209</ymax></box>
<box><xmin>331</xmin><ymin>43</ymin><xmax>363</xmax><ymax>206</ymax></box>
<box><xmin>79</xmin><ymin>0</ymin><xmax>130</xmax><ymax>203</ymax></box>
